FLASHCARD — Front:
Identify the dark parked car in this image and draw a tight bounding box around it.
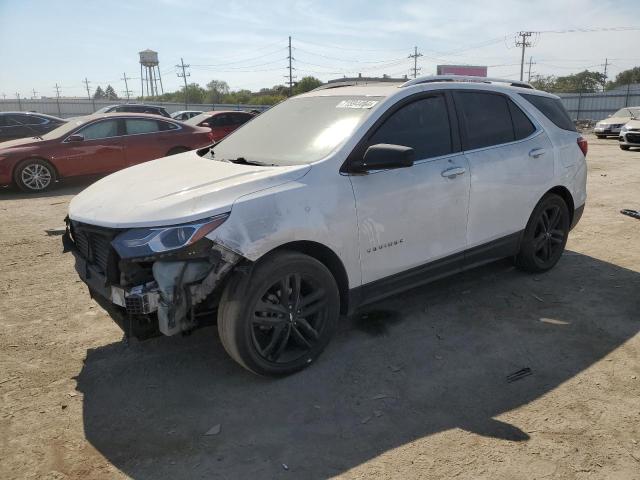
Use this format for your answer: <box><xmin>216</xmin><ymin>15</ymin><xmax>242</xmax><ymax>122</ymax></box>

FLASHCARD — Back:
<box><xmin>95</xmin><ymin>104</ymin><xmax>171</xmax><ymax>117</ymax></box>
<box><xmin>0</xmin><ymin>113</ymin><xmax>214</xmax><ymax>192</ymax></box>
<box><xmin>0</xmin><ymin>112</ymin><xmax>67</xmax><ymax>142</ymax></box>
<box><xmin>185</xmin><ymin>111</ymin><xmax>254</xmax><ymax>141</ymax></box>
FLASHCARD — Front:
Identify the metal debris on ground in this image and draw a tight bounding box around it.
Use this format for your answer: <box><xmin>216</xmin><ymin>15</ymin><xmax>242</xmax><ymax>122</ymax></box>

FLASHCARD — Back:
<box><xmin>507</xmin><ymin>367</ymin><xmax>533</xmax><ymax>383</ymax></box>
<box><xmin>204</xmin><ymin>424</ymin><xmax>221</xmax><ymax>436</ymax></box>
<box><xmin>45</xmin><ymin>227</ymin><xmax>67</xmax><ymax>236</ymax></box>
<box><xmin>282</xmin><ymin>463</ymin><xmax>289</xmax><ymax>471</ymax></box>
<box><xmin>620</xmin><ymin>209</ymin><xmax>640</xmax><ymax>220</ymax></box>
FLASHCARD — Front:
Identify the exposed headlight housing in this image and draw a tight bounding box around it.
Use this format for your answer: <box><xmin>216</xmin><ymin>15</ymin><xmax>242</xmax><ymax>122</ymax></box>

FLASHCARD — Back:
<box><xmin>112</xmin><ymin>213</ymin><xmax>229</xmax><ymax>259</ymax></box>
<box><xmin>621</xmin><ymin>125</ymin><xmax>629</xmax><ymax>133</ymax></box>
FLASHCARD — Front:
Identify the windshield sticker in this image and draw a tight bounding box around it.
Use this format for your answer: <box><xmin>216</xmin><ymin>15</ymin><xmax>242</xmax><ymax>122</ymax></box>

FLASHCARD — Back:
<box><xmin>336</xmin><ymin>100</ymin><xmax>379</xmax><ymax>109</ymax></box>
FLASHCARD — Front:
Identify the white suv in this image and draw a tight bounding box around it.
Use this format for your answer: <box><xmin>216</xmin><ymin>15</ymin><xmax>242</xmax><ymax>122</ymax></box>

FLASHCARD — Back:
<box><xmin>64</xmin><ymin>76</ymin><xmax>587</xmax><ymax>376</ymax></box>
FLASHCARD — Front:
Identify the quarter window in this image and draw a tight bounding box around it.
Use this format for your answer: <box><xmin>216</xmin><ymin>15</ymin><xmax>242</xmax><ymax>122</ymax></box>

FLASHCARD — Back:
<box><xmin>125</xmin><ymin>119</ymin><xmax>160</xmax><ymax>135</ymax></box>
<box><xmin>78</xmin><ymin>120</ymin><xmax>119</xmax><ymax>140</ymax></box>
<box><xmin>368</xmin><ymin>95</ymin><xmax>453</xmax><ymax>160</ymax></box>
<box><xmin>520</xmin><ymin>94</ymin><xmax>576</xmax><ymax>132</ymax></box>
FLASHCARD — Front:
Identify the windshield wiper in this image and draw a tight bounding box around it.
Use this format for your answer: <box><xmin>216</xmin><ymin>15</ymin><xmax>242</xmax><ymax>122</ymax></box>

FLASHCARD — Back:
<box><xmin>227</xmin><ymin>157</ymin><xmax>274</xmax><ymax>166</ymax></box>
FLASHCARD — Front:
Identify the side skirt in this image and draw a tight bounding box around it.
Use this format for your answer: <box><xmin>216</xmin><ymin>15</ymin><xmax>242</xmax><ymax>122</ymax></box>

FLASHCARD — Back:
<box><xmin>348</xmin><ymin>231</ymin><xmax>523</xmax><ymax>313</ymax></box>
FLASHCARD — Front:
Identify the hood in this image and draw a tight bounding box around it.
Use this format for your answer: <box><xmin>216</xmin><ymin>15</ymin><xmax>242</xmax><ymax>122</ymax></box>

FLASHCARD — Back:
<box><xmin>69</xmin><ymin>151</ymin><xmax>311</xmax><ymax>228</ymax></box>
<box><xmin>623</xmin><ymin>119</ymin><xmax>640</xmax><ymax>130</ymax></box>
<box><xmin>598</xmin><ymin>116</ymin><xmax>630</xmax><ymax>126</ymax></box>
<box><xmin>0</xmin><ymin>137</ymin><xmax>47</xmax><ymax>150</ymax></box>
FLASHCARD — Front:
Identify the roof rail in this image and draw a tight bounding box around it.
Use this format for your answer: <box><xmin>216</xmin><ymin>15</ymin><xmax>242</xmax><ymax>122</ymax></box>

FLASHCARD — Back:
<box><xmin>311</xmin><ymin>79</ymin><xmax>405</xmax><ymax>92</ymax></box>
<box><xmin>401</xmin><ymin>75</ymin><xmax>534</xmax><ymax>89</ymax></box>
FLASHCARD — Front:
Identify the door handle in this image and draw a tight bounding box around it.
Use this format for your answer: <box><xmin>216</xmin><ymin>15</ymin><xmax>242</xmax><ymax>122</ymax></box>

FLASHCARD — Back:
<box><xmin>441</xmin><ymin>167</ymin><xmax>466</xmax><ymax>179</ymax></box>
<box><xmin>529</xmin><ymin>148</ymin><xmax>546</xmax><ymax>158</ymax></box>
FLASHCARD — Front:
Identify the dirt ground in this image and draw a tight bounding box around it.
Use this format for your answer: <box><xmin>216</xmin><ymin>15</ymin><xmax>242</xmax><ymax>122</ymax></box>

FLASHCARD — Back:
<box><xmin>1</xmin><ymin>134</ymin><xmax>639</xmax><ymax>480</ymax></box>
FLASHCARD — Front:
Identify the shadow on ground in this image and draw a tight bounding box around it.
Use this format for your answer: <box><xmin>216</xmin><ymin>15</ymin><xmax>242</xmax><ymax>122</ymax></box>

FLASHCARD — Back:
<box><xmin>0</xmin><ymin>176</ymin><xmax>101</xmax><ymax>200</ymax></box>
<box><xmin>76</xmin><ymin>252</ymin><xmax>640</xmax><ymax>479</ymax></box>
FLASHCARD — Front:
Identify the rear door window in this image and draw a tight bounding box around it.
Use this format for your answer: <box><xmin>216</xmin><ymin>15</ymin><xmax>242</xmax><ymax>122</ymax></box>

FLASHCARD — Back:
<box><xmin>368</xmin><ymin>94</ymin><xmax>453</xmax><ymax>160</ymax></box>
<box><xmin>520</xmin><ymin>94</ymin><xmax>576</xmax><ymax>132</ymax></box>
<box><xmin>158</xmin><ymin>120</ymin><xmax>179</xmax><ymax>131</ymax></box>
<box><xmin>125</xmin><ymin>119</ymin><xmax>160</xmax><ymax>135</ymax></box>
<box><xmin>508</xmin><ymin>100</ymin><xmax>536</xmax><ymax>140</ymax></box>
<box><xmin>454</xmin><ymin>92</ymin><xmax>515</xmax><ymax>150</ymax></box>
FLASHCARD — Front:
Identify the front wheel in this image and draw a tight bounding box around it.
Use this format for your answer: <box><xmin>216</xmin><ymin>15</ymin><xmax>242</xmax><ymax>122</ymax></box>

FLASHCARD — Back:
<box><xmin>14</xmin><ymin>158</ymin><xmax>56</xmax><ymax>193</ymax></box>
<box><xmin>516</xmin><ymin>193</ymin><xmax>570</xmax><ymax>273</ymax></box>
<box><xmin>217</xmin><ymin>251</ymin><xmax>340</xmax><ymax>376</ymax></box>
<box><xmin>620</xmin><ymin>145</ymin><xmax>630</xmax><ymax>151</ymax></box>
<box><xmin>595</xmin><ymin>135</ymin><xmax>605</xmax><ymax>139</ymax></box>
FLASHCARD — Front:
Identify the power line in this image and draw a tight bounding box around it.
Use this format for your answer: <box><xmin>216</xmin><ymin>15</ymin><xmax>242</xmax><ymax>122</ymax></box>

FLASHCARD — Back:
<box><xmin>176</xmin><ymin>58</ymin><xmax>190</xmax><ymax>109</ymax></box>
<box><xmin>408</xmin><ymin>46</ymin><xmax>423</xmax><ymax>79</ymax></box>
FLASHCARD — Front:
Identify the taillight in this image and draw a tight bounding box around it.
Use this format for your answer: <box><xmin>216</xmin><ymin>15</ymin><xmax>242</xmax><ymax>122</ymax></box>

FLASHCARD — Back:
<box><xmin>577</xmin><ymin>136</ymin><xmax>588</xmax><ymax>156</ymax></box>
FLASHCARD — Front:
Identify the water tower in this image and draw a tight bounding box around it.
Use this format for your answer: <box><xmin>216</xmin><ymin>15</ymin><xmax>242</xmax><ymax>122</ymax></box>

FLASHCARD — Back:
<box><xmin>139</xmin><ymin>49</ymin><xmax>164</xmax><ymax>99</ymax></box>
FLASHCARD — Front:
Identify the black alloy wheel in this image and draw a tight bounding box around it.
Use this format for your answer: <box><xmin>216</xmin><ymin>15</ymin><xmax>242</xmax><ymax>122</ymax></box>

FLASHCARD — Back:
<box><xmin>218</xmin><ymin>251</ymin><xmax>340</xmax><ymax>376</ymax></box>
<box><xmin>516</xmin><ymin>193</ymin><xmax>570</xmax><ymax>273</ymax></box>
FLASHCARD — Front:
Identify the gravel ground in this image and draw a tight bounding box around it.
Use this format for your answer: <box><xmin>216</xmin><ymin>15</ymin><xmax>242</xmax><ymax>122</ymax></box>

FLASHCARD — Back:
<box><xmin>1</xmin><ymin>134</ymin><xmax>639</xmax><ymax>480</ymax></box>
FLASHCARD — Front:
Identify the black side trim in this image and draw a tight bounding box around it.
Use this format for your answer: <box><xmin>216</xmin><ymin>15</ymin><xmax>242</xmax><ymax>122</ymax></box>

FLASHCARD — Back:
<box><xmin>571</xmin><ymin>204</ymin><xmax>585</xmax><ymax>230</ymax></box>
<box><xmin>348</xmin><ymin>231</ymin><xmax>523</xmax><ymax>313</ymax></box>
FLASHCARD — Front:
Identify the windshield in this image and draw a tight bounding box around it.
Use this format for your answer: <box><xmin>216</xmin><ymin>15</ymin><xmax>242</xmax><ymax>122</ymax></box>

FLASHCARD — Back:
<box><xmin>209</xmin><ymin>96</ymin><xmax>381</xmax><ymax>165</ymax></box>
<box><xmin>186</xmin><ymin>112</ymin><xmax>214</xmax><ymax>126</ymax></box>
<box><xmin>41</xmin><ymin>117</ymin><xmax>91</xmax><ymax>139</ymax></box>
<box><xmin>611</xmin><ymin>108</ymin><xmax>640</xmax><ymax>118</ymax></box>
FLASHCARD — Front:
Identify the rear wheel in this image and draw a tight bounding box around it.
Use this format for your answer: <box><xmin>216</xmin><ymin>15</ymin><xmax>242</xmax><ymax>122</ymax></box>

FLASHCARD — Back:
<box><xmin>14</xmin><ymin>158</ymin><xmax>56</xmax><ymax>193</ymax></box>
<box><xmin>217</xmin><ymin>251</ymin><xmax>340</xmax><ymax>376</ymax></box>
<box><xmin>620</xmin><ymin>145</ymin><xmax>630</xmax><ymax>151</ymax></box>
<box><xmin>516</xmin><ymin>193</ymin><xmax>570</xmax><ymax>273</ymax></box>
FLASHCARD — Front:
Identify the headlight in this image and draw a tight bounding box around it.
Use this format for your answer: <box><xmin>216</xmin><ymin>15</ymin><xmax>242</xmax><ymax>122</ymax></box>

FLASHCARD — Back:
<box><xmin>621</xmin><ymin>125</ymin><xmax>629</xmax><ymax>133</ymax></box>
<box><xmin>112</xmin><ymin>213</ymin><xmax>229</xmax><ymax>259</ymax></box>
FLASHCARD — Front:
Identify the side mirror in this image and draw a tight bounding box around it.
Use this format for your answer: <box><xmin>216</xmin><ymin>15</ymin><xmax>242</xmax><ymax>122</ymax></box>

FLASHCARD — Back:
<box><xmin>351</xmin><ymin>143</ymin><xmax>414</xmax><ymax>172</ymax></box>
<box><xmin>67</xmin><ymin>134</ymin><xmax>84</xmax><ymax>142</ymax></box>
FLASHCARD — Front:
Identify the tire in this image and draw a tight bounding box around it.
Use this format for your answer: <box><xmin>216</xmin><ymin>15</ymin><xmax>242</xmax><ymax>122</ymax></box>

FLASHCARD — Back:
<box><xmin>14</xmin><ymin>158</ymin><xmax>56</xmax><ymax>193</ymax></box>
<box><xmin>595</xmin><ymin>135</ymin><xmax>605</xmax><ymax>139</ymax></box>
<box><xmin>167</xmin><ymin>146</ymin><xmax>189</xmax><ymax>156</ymax></box>
<box><xmin>217</xmin><ymin>250</ymin><xmax>340</xmax><ymax>376</ymax></box>
<box><xmin>516</xmin><ymin>193</ymin><xmax>570</xmax><ymax>273</ymax></box>
<box><xmin>620</xmin><ymin>145</ymin><xmax>630</xmax><ymax>151</ymax></box>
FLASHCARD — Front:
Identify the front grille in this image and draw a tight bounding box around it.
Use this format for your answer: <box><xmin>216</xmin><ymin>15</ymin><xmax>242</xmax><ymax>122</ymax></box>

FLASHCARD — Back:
<box><xmin>71</xmin><ymin>222</ymin><xmax>120</xmax><ymax>277</ymax></box>
<box><xmin>626</xmin><ymin>133</ymin><xmax>640</xmax><ymax>144</ymax></box>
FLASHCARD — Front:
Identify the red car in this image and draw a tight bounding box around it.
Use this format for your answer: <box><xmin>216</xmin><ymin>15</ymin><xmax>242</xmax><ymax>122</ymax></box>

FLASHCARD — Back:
<box><xmin>185</xmin><ymin>110</ymin><xmax>254</xmax><ymax>142</ymax></box>
<box><xmin>0</xmin><ymin>113</ymin><xmax>214</xmax><ymax>192</ymax></box>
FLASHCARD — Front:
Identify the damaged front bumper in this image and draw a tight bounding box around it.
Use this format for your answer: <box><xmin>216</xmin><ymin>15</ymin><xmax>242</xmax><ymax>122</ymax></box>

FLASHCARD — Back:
<box><xmin>64</xmin><ymin>224</ymin><xmax>242</xmax><ymax>339</ymax></box>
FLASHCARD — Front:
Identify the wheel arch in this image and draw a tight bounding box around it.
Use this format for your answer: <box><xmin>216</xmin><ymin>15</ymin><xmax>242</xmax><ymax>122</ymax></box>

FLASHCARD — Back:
<box><xmin>544</xmin><ymin>185</ymin><xmax>575</xmax><ymax>225</ymax></box>
<box><xmin>265</xmin><ymin>240</ymin><xmax>350</xmax><ymax>315</ymax></box>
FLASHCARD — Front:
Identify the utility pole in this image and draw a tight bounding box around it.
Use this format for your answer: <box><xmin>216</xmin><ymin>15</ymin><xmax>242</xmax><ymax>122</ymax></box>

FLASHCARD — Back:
<box><xmin>176</xmin><ymin>58</ymin><xmax>190</xmax><ymax>109</ymax></box>
<box><xmin>31</xmin><ymin>88</ymin><xmax>38</xmax><ymax>99</ymax></box>
<box><xmin>54</xmin><ymin>83</ymin><xmax>62</xmax><ymax>117</ymax></box>
<box><xmin>602</xmin><ymin>58</ymin><xmax>609</xmax><ymax>92</ymax></box>
<box><xmin>16</xmin><ymin>93</ymin><xmax>22</xmax><ymax>111</ymax></box>
<box><xmin>409</xmin><ymin>46</ymin><xmax>423</xmax><ymax>79</ymax></box>
<box><xmin>527</xmin><ymin>56</ymin><xmax>535</xmax><ymax>82</ymax></box>
<box><xmin>516</xmin><ymin>32</ymin><xmax>533</xmax><ymax>82</ymax></box>
<box><xmin>83</xmin><ymin>77</ymin><xmax>95</xmax><ymax>112</ymax></box>
<box><xmin>121</xmin><ymin>72</ymin><xmax>133</xmax><ymax>101</ymax></box>
<box><xmin>286</xmin><ymin>36</ymin><xmax>295</xmax><ymax>96</ymax></box>
<box><xmin>1</xmin><ymin>93</ymin><xmax>6</xmax><ymax>100</ymax></box>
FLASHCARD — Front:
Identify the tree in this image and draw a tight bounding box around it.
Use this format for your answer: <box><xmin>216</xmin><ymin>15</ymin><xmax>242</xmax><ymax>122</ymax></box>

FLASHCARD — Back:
<box><xmin>293</xmin><ymin>76</ymin><xmax>322</xmax><ymax>95</ymax></box>
<box><xmin>104</xmin><ymin>85</ymin><xmax>118</xmax><ymax>100</ymax></box>
<box><xmin>606</xmin><ymin>67</ymin><xmax>640</xmax><ymax>90</ymax></box>
<box><xmin>93</xmin><ymin>86</ymin><xmax>105</xmax><ymax>99</ymax></box>
<box><xmin>175</xmin><ymin>83</ymin><xmax>206</xmax><ymax>104</ymax></box>
<box><xmin>205</xmin><ymin>79</ymin><xmax>230</xmax><ymax>104</ymax></box>
<box><xmin>552</xmin><ymin>70</ymin><xmax>606</xmax><ymax>93</ymax></box>
<box><xmin>530</xmin><ymin>75</ymin><xmax>556</xmax><ymax>92</ymax></box>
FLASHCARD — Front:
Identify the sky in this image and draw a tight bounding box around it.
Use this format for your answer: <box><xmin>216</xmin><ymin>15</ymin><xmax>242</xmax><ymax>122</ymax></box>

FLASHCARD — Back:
<box><xmin>0</xmin><ymin>0</ymin><xmax>639</xmax><ymax>99</ymax></box>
